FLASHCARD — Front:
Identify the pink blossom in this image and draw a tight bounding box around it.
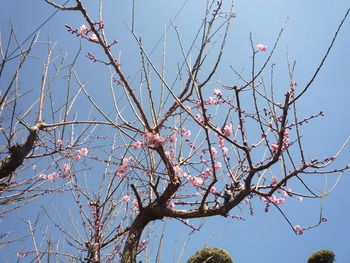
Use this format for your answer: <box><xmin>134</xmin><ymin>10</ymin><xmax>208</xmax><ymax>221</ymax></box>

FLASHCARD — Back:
<box><xmin>39</xmin><ymin>173</ymin><xmax>47</xmax><ymax>180</ymax></box>
<box><xmin>32</xmin><ymin>165</ymin><xmax>37</xmax><ymax>170</ymax></box>
<box><xmin>47</xmin><ymin>172</ymin><xmax>59</xmax><ymax>182</ymax></box>
<box><xmin>121</xmin><ymin>195</ymin><xmax>130</xmax><ymax>202</ymax></box>
<box><xmin>133</xmin><ymin>199</ymin><xmax>139</xmax><ymax>209</ymax></box>
<box><xmin>174</xmin><ymin>165</ymin><xmax>183</xmax><ymax>177</ymax></box>
<box><xmin>182</xmin><ymin>129</ymin><xmax>191</xmax><ymax>137</ymax></box>
<box><xmin>89</xmin><ymin>34</ymin><xmax>98</xmax><ymax>42</ymax></box>
<box><xmin>294</xmin><ymin>225</ymin><xmax>303</xmax><ymax>235</ymax></box>
<box><xmin>257</xmin><ymin>44</ymin><xmax>267</xmax><ymax>51</ymax></box>
<box><xmin>214</xmin><ymin>89</ymin><xmax>222</xmax><ymax>97</ymax></box>
<box><xmin>55</xmin><ymin>140</ymin><xmax>63</xmax><ymax>145</ymax></box>
<box><xmin>188</xmin><ymin>176</ymin><xmax>203</xmax><ymax>187</ymax></box>
<box><xmin>76</xmin><ymin>148</ymin><xmax>88</xmax><ymax>156</ymax></box>
<box><xmin>271</xmin><ymin>176</ymin><xmax>278</xmax><ymax>185</ymax></box>
<box><xmin>210</xmin><ymin>186</ymin><xmax>216</xmax><ymax>194</ymax></box>
<box><xmin>244</xmin><ymin>199</ymin><xmax>250</xmax><ymax>204</ymax></box>
<box><xmin>215</xmin><ymin>161</ymin><xmax>222</xmax><ymax>170</ymax></box>
<box><xmin>167</xmin><ymin>202</ymin><xmax>175</xmax><ymax>209</ymax></box>
<box><xmin>223</xmin><ymin>124</ymin><xmax>233</xmax><ymax>137</ymax></box>
<box><xmin>271</xmin><ymin>144</ymin><xmax>279</xmax><ymax>151</ymax></box>
<box><xmin>169</xmin><ymin>135</ymin><xmax>177</xmax><ymax>143</ymax></box>
<box><xmin>63</xmin><ymin>163</ymin><xmax>70</xmax><ymax>173</ymax></box>
<box><xmin>133</xmin><ymin>141</ymin><xmax>142</xmax><ymax>150</ymax></box>
<box><xmin>206</xmin><ymin>97</ymin><xmax>217</xmax><ymax>105</ymax></box>
<box><xmin>211</xmin><ymin>147</ymin><xmax>217</xmax><ymax>156</ymax></box>
<box><xmin>185</xmin><ymin>105</ymin><xmax>191</xmax><ymax>111</ymax></box>
<box><xmin>298</xmin><ymin>197</ymin><xmax>303</xmax><ymax>202</ymax></box>
<box><xmin>80</xmin><ymin>24</ymin><xmax>88</xmax><ymax>35</ymax></box>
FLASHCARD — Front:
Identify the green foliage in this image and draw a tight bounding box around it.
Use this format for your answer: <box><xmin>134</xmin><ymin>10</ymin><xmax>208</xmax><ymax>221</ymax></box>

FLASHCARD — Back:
<box><xmin>307</xmin><ymin>249</ymin><xmax>335</xmax><ymax>263</ymax></box>
<box><xmin>187</xmin><ymin>247</ymin><xmax>233</xmax><ymax>263</ymax></box>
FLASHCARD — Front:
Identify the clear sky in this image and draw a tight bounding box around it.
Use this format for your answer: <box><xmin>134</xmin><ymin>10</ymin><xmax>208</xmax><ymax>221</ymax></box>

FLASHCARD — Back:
<box><xmin>1</xmin><ymin>0</ymin><xmax>350</xmax><ymax>262</ymax></box>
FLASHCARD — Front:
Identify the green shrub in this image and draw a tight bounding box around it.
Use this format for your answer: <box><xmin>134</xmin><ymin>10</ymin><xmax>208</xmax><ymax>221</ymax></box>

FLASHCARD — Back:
<box><xmin>187</xmin><ymin>247</ymin><xmax>233</xmax><ymax>263</ymax></box>
<box><xmin>307</xmin><ymin>249</ymin><xmax>335</xmax><ymax>263</ymax></box>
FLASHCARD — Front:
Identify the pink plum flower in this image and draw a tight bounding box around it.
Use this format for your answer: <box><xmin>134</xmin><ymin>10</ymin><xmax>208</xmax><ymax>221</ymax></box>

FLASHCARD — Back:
<box><xmin>294</xmin><ymin>225</ymin><xmax>303</xmax><ymax>235</ymax></box>
<box><xmin>80</xmin><ymin>24</ymin><xmax>89</xmax><ymax>35</ymax></box>
<box><xmin>211</xmin><ymin>147</ymin><xmax>217</xmax><ymax>156</ymax></box>
<box><xmin>133</xmin><ymin>141</ymin><xmax>142</xmax><ymax>150</ymax></box>
<box><xmin>210</xmin><ymin>186</ymin><xmax>217</xmax><ymax>194</ymax></box>
<box><xmin>55</xmin><ymin>140</ymin><xmax>63</xmax><ymax>145</ymax></box>
<box><xmin>271</xmin><ymin>176</ymin><xmax>278</xmax><ymax>185</ymax></box>
<box><xmin>76</xmin><ymin>148</ymin><xmax>88</xmax><ymax>156</ymax></box>
<box><xmin>121</xmin><ymin>195</ymin><xmax>130</xmax><ymax>202</ymax></box>
<box><xmin>47</xmin><ymin>172</ymin><xmax>59</xmax><ymax>182</ymax></box>
<box><xmin>63</xmin><ymin>163</ymin><xmax>70</xmax><ymax>173</ymax></box>
<box><xmin>271</xmin><ymin>144</ymin><xmax>279</xmax><ymax>151</ymax></box>
<box><xmin>214</xmin><ymin>89</ymin><xmax>222</xmax><ymax>97</ymax></box>
<box><xmin>223</xmin><ymin>124</ymin><xmax>233</xmax><ymax>137</ymax></box>
<box><xmin>188</xmin><ymin>176</ymin><xmax>203</xmax><ymax>187</ymax></box>
<box><xmin>89</xmin><ymin>34</ymin><xmax>98</xmax><ymax>42</ymax></box>
<box><xmin>167</xmin><ymin>202</ymin><xmax>175</xmax><ymax>209</ymax></box>
<box><xmin>257</xmin><ymin>44</ymin><xmax>267</xmax><ymax>51</ymax></box>
<box><xmin>133</xmin><ymin>199</ymin><xmax>139</xmax><ymax>209</ymax></box>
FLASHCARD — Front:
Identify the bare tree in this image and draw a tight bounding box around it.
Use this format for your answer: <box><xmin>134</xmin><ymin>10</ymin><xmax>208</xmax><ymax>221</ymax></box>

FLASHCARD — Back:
<box><xmin>1</xmin><ymin>0</ymin><xmax>349</xmax><ymax>262</ymax></box>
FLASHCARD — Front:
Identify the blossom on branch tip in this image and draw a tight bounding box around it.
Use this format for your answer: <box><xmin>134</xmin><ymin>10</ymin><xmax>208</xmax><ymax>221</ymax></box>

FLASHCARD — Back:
<box><xmin>214</xmin><ymin>89</ymin><xmax>222</xmax><ymax>97</ymax></box>
<box><xmin>80</xmin><ymin>24</ymin><xmax>88</xmax><ymax>35</ymax></box>
<box><xmin>257</xmin><ymin>44</ymin><xmax>267</xmax><ymax>51</ymax></box>
<box><xmin>294</xmin><ymin>225</ymin><xmax>303</xmax><ymax>235</ymax></box>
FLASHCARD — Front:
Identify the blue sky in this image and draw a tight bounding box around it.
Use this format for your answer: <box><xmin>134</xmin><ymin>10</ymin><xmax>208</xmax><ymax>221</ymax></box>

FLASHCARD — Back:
<box><xmin>1</xmin><ymin>0</ymin><xmax>350</xmax><ymax>262</ymax></box>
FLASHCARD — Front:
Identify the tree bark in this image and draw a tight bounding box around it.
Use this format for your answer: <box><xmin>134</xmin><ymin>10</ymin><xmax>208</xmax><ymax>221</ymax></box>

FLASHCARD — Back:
<box><xmin>120</xmin><ymin>206</ymin><xmax>162</xmax><ymax>263</ymax></box>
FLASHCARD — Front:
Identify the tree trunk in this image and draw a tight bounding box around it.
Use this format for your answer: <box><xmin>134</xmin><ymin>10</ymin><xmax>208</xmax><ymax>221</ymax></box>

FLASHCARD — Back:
<box><xmin>120</xmin><ymin>207</ymin><xmax>159</xmax><ymax>263</ymax></box>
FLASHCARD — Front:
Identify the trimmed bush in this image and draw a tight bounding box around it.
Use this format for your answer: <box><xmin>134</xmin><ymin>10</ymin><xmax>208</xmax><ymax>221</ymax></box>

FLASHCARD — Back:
<box><xmin>187</xmin><ymin>247</ymin><xmax>233</xmax><ymax>263</ymax></box>
<box><xmin>307</xmin><ymin>249</ymin><xmax>335</xmax><ymax>263</ymax></box>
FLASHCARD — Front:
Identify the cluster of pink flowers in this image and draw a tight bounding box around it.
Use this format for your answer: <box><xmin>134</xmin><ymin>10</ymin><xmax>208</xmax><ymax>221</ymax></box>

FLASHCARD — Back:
<box><xmin>260</xmin><ymin>195</ymin><xmax>285</xmax><ymax>205</ymax></box>
<box><xmin>188</xmin><ymin>176</ymin><xmax>204</xmax><ymax>187</ymax></box>
<box><xmin>79</xmin><ymin>24</ymin><xmax>99</xmax><ymax>42</ymax></box>
<box><xmin>116</xmin><ymin>157</ymin><xmax>133</xmax><ymax>178</ymax></box>
<box><xmin>121</xmin><ymin>195</ymin><xmax>130</xmax><ymax>202</ymax></box>
<box><xmin>133</xmin><ymin>132</ymin><xmax>165</xmax><ymax>149</ymax></box>
<box><xmin>218</xmin><ymin>136</ymin><xmax>229</xmax><ymax>153</ymax></box>
<box><xmin>66</xmin><ymin>147</ymin><xmax>89</xmax><ymax>160</ymax></box>
<box><xmin>271</xmin><ymin>129</ymin><xmax>290</xmax><ymax>151</ymax></box>
<box><xmin>39</xmin><ymin>172</ymin><xmax>59</xmax><ymax>182</ymax></box>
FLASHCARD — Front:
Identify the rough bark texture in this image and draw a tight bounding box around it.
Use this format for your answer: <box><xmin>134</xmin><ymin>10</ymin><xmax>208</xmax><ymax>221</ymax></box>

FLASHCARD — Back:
<box><xmin>0</xmin><ymin>122</ymin><xmax>45</xmax><ymax>183</ymax></box>
<box><xmin>120</xmin><ymin>206</ymin><xmax>163</xmax><ymax>263</ymax></box>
